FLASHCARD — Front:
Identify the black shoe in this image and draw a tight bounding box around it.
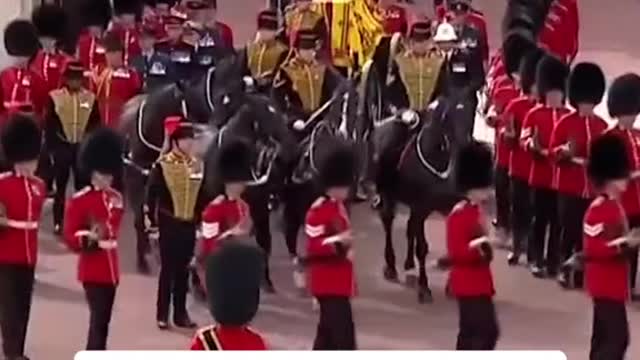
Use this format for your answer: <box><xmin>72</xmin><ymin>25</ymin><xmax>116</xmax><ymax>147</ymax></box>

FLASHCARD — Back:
<box><xmin>137</xmin><ymin>259</ymin><xmax>150</xmax><ymax>275</ymax></box>
<box><xmin>157</xmin><ymin>320</ymin><xmax>169</xmax><ymax>330</ymax></box>
<box><xmin>507</xmin><ymin>252</ymin><xmax>520</xmax><ymax>266</ymax></box>
<box><xmin>530</xmin><ymin>265</ymin><xmax>545</xmax><ymax>278</ymax></box>
<box><xmin>54</xmin><ymin>224</ymin><xmax>62</xmax><ymax>235</ymax></box>
<box><xmin>174</xmin><ymin>316</ymin><xmax>197</xmax><ymax>329</ymax></box>
<box><xmin>557</xmin><ymin>272</ymin><xmax>570</xmax><ymax>289</ymax></box>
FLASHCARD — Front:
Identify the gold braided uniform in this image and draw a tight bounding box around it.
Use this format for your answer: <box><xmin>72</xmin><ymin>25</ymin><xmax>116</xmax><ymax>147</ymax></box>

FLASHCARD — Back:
<box><xmin>243</xmin><ymin>40</ymin><xmax>289</xmax><ymax>82</ymax></box>
<box><xmin>387</xmin><ymin>49</ymin><xmax>445</xmax><ymax>111</ymax></box>
<box><xmin>157</xmin><ymin>150</ymin><xmax>203</xmax><ymax>221</ymax></box>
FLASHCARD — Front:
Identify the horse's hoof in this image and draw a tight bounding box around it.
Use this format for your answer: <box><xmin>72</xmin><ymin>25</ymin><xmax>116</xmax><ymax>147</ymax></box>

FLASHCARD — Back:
<box><xmin>383</xmin><ymin>266</ymin><xmax>398</xmax><ymax>282</ymax></box>
<box><xmin>418</xmin><ymin>287</ymin><xmax>433</xmax><ymax>304</ymax></box>
<box><xmin>404</xmin><ymin>273</ymin><xmax>418</xmax><ymax>288</ymax></box>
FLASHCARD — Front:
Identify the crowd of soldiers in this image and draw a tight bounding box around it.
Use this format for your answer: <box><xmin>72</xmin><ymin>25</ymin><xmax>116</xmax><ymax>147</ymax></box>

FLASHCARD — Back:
<box><xmin>1</xmin><ymin>0</ymin><xmax>637</xmax><ymax>358</ymax></box>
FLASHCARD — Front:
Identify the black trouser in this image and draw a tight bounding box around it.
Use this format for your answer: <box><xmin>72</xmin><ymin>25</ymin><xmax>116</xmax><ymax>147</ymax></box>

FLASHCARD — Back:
<box><xmin>456</xmin><ymin>296</ymin><xmax>499</xmax><ymax>350</ymax></box>
<box><xmin>627</xmin><ymin>216</ymin><xmax>640</xmax><ymax>291</ymax></box>
<box><xmin>558</xmin><ymin>195</ymin><xmax>590</xmax><ymax>262</ymax></box>
<box><xmin>530</xmin><ymin>187</ymin><xmax>561</xmax><ymax>272</ymax></box>
<box><xmin>510</xmin><ymin>177</ymin><xmax>532</xmax><ymax>258</ymax></box>
<box><xmin>590</xmin><ymin>298</ymin><xmax>628</xmax><ymax>360</ymax></box>
<box><xmin>156</xmin><ymin>213</ymin><xmax>197</xmax><ymax>322</ymax></box>
<box><xmin>313</xmin><ymin>296</ymin><xmax>356</xmax><ymax>350</ymax></box>
<box><xmin>494</xmin><ymin>166</ymin><xmax>511</xmax><ymax>232</ymax></box>
<box><xmin>36</xmin><ymin>141</ymin><xmax>54</xmax><ymax>193</ymax></box>
<box><xmin>0</xmin><ymin>264</ymin><xmax>35</xmax><ymax>358</ymax></box>
<box><xmin>83</xmin><ymin>283</ymin><xmax>117</xmax><ymax>350</ymax></box>
<box><xmin>52</xmin><ymin>143</ymin><xmax>84</xmax><ymax>227</ymax></box>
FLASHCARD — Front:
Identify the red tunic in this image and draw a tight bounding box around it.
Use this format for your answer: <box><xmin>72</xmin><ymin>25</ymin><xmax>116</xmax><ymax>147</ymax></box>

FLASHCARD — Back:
<box><xmin>109</xmin><ymin>25</ymin><xmax>142</xmax><ymax>67</ymax></box>
<box><xmin>190</xmin><ymin>325</ymin><xmax>267</xmax><ymax>350</ymax></box>
<box><xmin>77</xmin><ymin>33</ymin><xmax>107</xmax><ymax>71</ymax></box>
<box><xmin>583</xmin><ymin>195</ymin><xmax>629</xmax><ymax>302</ymax></box>
<box><xmin>608</xmin><ymin>126</ymin><xmax>640</xmax><ymax>217</ymax></box>
<box><xmin>90</xmin><ymin>65</ymin><xmax>141</xmax><ymax>129</ymax></box>
<box><xmin>539</xmin><ymin>6</ymin><xmax>572</xmax><ymax>63</ymax></box>
<box><xmin>446</xmin><ymin>200</ymin><xmax>494</xmax><ymax>297</ymax></box>
<box><xmin>64</xmin><ymin>186</ymin><xmax>124</xmax><ymax>285</ymax></box>
<box><xmin>200</xmin><ymin>195</ymin><xmax>250</xmax><ymax>257</ymax></box>
<box><xmin>550</xmin><ymin>112</ymin><xmax>608</xmax><ymax>198</ymax></box>
<box><xmin>505</xmin><ymin>96</ymin><xmax>537</xmax><ymax>180</ymax></box>
<box><xmin>305</xmin><ymin>196</ymin><xmax>355</xmax><ymax>297</ymax></box>
<box><xmin>491</xmin><ymin>85</ymin><xmax>520</xmax><ymax>169</ymax></box>
<box><xmin>0</xmin><ymin>172</ymin><xmax>46</xmax><ymax>266</ymax></box>
<box><xmin>520</xmin><ymin>105</ymin><xmax>571</xmax><ymax>189</ymax></box>
<box><xmin>0</xmin><ymin>66</ymin><xmax>48</xmax><ymax>123</ymax></box>
<box><xmin>30</xmin><ymin>50</ymin><xmax>72</xmax><ymax>93</ymax></box>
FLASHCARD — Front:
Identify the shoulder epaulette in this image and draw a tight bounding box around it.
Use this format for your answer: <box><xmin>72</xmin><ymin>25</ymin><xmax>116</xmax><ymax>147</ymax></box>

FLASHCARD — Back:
<box><xmin>310</xmin><ymin>196</ymin><xmax>326</xmax><ymax>209</ymax></box>
<box><xmin>211</xmin><ymin>194</ymin><xmax>225</xmax><ymax>205</ymax></box>
<box><xmin>72</xmin><ymin>186</ymin><xmax>92</xmax><ymax>198</ymax></box>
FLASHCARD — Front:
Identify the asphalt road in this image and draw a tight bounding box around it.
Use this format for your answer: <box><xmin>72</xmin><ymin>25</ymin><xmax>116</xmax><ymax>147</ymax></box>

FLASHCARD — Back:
<box><xmin>17</xmin><ymin>0</ymin><xmax>640</xmax><ymax>358</ymax></box>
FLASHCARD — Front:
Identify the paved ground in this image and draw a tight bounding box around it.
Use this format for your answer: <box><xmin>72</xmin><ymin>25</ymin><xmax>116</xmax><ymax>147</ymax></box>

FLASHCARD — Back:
<box><xmin>15</xmin><ymin>0</ymin><xmax>640</xmax><ymax>358</ymax></box>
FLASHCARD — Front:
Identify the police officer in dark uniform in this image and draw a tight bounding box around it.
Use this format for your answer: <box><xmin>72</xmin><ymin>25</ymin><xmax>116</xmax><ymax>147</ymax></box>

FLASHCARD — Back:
<box><xmin>386</xmin><ymin>21</ymin><xmax>447</xmax><ymax>114</ymax></box>
<box><xmin>131</xmin><ymin>25</ymin><xmax>176</xmax><ymax>92</ymax></box>
<box><xmin>188</xmin><ymin>0</ymin><xmax>234</xmax><ymax>81</ymax></box>
<box><xmin>238</xmin><ymin>9</ymin><xmax>289</xmax><ymax>94</ymax></box>
<box><xmin>155</xmin><ymin>13</ymin><xmax>196</xmax><ymax>85</ymax></box>
<box><xmin>45</xmin><ymin>61</ymin><xmax>101</xmax><ymax>234</ymax></box>
<box><xmin>272</xmin><ymin>29</ymin><xmax>343</xmax><ymax>138</ymax></box>
<box><xmin>434</xmin><ymin>20</ymin><xmax>484</xmax><ymax>140</ymax></box>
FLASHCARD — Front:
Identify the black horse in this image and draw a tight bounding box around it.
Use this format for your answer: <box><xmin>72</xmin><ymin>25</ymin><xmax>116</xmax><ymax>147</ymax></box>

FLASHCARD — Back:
<box><xmin>371</xmin><ymin>97</ymin><xmax>469</xmax><ymax>303</ymax></box>
<box><xmin>281</xmin><ymin>80</ymin><xmax>361</xmax><ymax>270</ymax></box>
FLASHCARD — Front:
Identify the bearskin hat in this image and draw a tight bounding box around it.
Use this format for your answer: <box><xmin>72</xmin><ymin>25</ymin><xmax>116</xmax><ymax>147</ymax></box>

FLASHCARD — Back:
<box><xmin>607</xmin><ymin>73</ymin><xmax>640</xmax><ymax>118</ymax></box>
<box><xmin>502</xmin><ymin>29</ymin><xmax>536</xmax><ymax>78</ymax></box>
<box><xmin>83</xmin><ymin>0</ymin><xmax>112</xmax><ymax>28</ymax></box>
<box><xmin>31</xmin><ymin>4</ymin><xmax>67</xmax><ymax>40</ymax></box>
<box><xmin>79</xmin><ymin>128</ymin><xmax>124</xmax><ymax>176</ymax></box>
<box><xmin>455</xmin><ymin>141</ymin><xmax>494</xmax><ymax>192</ymax></box>
<box><xmin>317</xmin><ymin>139</ymin><xmax>356</xmax><ymax>188</ymax></box>
<box><xmin>0</xmin><ymin>114</ymin><xmax>41</xmax><ymax>164</ymax></box>
<box><xmin>114</xmin><ymin>0</ymin><xmax>142</xmax><ymax>16</ymax></box>
<box><xmin>206</xmin><ymin>242</ymin><xmax>264</xmax><ymax>326</ymax></box>
<box><xmin>3</xmin><ymin>20</ymin><xmax>40</xmax><ymax>57</ymax></box>
<box><xmin>536</xmin><ymin>55</ymin><xmax>569</xmax><ymax>96</ymax></box>
<box><xmin>217</xmin><ymin>138</ymin><xmax>254</xmax><ymax>183</ymax></box>
<box><xmin>567</xmin><ymin>62</ymin><xmax>606</xmax><ymax>107</ymax></box>
<box><xmin>588</xmin><ymin>133</ymin><xmax>630</xmax><ymax>187</ymax></box>
<box><xmin>519</xmin><ymin>47</ymin><xmax>546</xmax><ymax>95</ymax></box>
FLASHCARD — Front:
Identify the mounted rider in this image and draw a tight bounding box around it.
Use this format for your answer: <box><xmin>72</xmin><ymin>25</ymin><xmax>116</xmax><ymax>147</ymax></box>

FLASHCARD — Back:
<box><xmin>385</xmin><ymin>21</ymin><xmax>446</xmax><ymax>115</ymax></box>
<box><xmin>155</xmin><ymin>10</ymin><xmax>197</xmax><ymax>84</ymax></box>
<box><xmin>272</xmin><ymin>29</ymin><xmax>344</xmax><ymax>139</ymax></box>
<box><xmin>238</xmin><ymin>9</ymin><xmax>289</xmax><ymax>93</ymax></box>
<box><xmin>433</xmin><ymin>20</ymin><xmax>484</xmax><ymax>140</ymax></box>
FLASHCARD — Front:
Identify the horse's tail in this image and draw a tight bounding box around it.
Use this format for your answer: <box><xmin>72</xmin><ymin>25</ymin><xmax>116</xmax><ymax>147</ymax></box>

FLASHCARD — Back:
<box><xmin>119</xmin><ymin>94</ymin><xmax>148</xmax><ymax>136</ymax></box>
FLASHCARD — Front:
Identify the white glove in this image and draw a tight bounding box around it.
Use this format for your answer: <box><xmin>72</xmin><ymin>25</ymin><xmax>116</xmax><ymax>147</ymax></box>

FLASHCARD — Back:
<box><xmin>242</xmin><ymin>76</ymin><xmax>255</xmax><ymax>88</ymax></box>
<box><xmin>293</xmin><ymin>119</ymin><xmax>306</xmax><ymax>131</ymax></box>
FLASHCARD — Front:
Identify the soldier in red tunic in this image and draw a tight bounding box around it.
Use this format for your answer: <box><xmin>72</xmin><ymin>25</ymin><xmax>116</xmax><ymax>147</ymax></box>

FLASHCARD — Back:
<box><xmin>199</xmin><ymin>139</ymin><xmax>253</xmax><ymax>292</ymax></box>
<box><xmin>63</xmin><ymin>128</ymin><xmax>125</xmax><ymax>350</ymax></box>
<box><xmin>583</xmin><ymin>133</ymin><xmax>634</xmax><ymax>360</ymax></box>
<box><xmin>90</xmin><ymin>32</ymin><xmax>142</xmax><ymax>129</ymax></box>
<box><xmin>30</xmin><ymin>4</ymin><xmax>72</xmax><ymax>94</ymax></box>
<box><xmin>0</xmin><ymin>114</ymin><xmax>45</xmax><ymax>360</ymax></box>
<box><xmin>111</xmin><ymin>0</ymin><xmax>143</xmax><ymax>67</ymax></box>
<box><xmin>0</xmin><ymin>21</ymin><xmax>48</xmax><ymax>125</ymax></box>
<box><xmin>502</xmin><ymin>46</ymin><xmax>544</xmax><ymax>265</ymax></box>
<box><xmin>304</xmin><ymin>141</ymin><xmax>357</xmax><ymax>350</ymax></box>
<box><xmin>190</xmin><ymin>242</ymin><xmax>268</xmax><ymax>350</ymax></box>
<box><xmin>446</xmin><ymin>140</ymin><xmax>498</xmax><ymax>350</ymax></box>
<box><xmin>76</xmin><ymin>0</ymin><xmax>112</xmax><ymax>72</ymax></box>
<box><xmin>606</xmin><ymin>74</ymin><xmax>640</xmax><ymax>302</ymax></box>
<box><xmin>520</xmin><ymin>54</ymin><xmax>570</xmax><ymax>277</ymax></box>
<box><xmin>551</xmin><ymin>63</ymin><xmax>608</xmax><ymax>288</ymax></box>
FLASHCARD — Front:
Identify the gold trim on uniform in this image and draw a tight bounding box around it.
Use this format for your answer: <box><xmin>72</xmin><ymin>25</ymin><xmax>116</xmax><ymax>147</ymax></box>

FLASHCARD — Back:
<box><xmin>282</xmin><ymin>58</ymin><xmax>325</xmax><ymax>113</ymax></box>
<box><xmin>395</xmin><ymin>50</ymin><xmax>443</xmax><ymax>111</ymax></box>
<box><xmin>50</xmin><ymin>88</ymin><xmax>96</xmax><ymax>143</ymax></box>
<box><xmin>246</xmin><ymin>40</ymin><xmax>288</xmax><ymax>79</ymax></box>
<box><xmin>159</xmin><ymin>151</ymin><xmax>203</xmax><ymax>221</ymax></box>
